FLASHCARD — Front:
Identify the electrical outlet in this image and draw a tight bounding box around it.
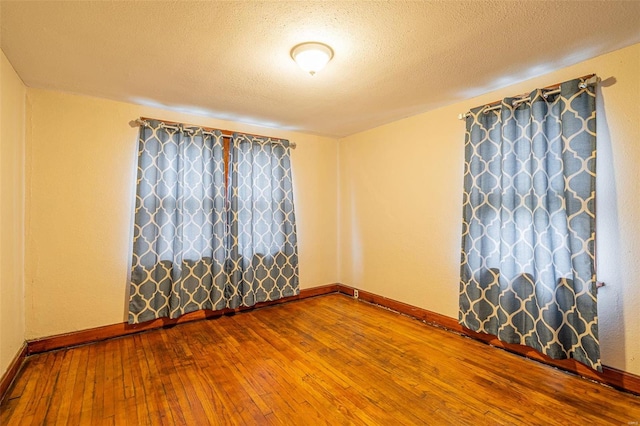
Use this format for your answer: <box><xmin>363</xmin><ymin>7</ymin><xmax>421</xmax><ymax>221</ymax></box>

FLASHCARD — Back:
<box><xmin>353</xmin><ymin>289</ymin><xmax>359</xmax><ymax>299</ymax></box>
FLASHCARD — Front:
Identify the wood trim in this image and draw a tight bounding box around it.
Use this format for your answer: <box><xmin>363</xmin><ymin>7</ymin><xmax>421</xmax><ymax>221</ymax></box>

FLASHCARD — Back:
<box><xmin>336</xmin><ymin>284</ymin><xmax>640</xmax><ymax>395</ymax></box>
<box><xmin>0</xmin><ymin>343</ymin><xmax>28</xmax><ymax>403</ymax></box>
<box><xmin>27</xmin><ymin>284</ymin><xmax>340</xmax><ymax>355</ymax></box>
<box><xmin>337</xmin><ymin>285</ymin><xmax>461</xmax><ymax>330</ymax></box>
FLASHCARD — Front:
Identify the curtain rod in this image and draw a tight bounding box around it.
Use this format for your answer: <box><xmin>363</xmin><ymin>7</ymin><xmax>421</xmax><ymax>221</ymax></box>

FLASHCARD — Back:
<box><xmin>134</xmin><ymin>117</ymin><xmax>296</xmax><ymax>149</ymax></box>
<box><xmin>457</xmin><ymin>73</ymin><xmax>598</xmax><ymax>120</ymax></box>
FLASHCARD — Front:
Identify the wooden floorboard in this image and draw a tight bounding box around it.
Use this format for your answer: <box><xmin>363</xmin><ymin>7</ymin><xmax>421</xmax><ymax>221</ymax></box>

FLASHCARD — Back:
<box><xmin>1</xmin><ymin>294</ymin><xmax>639</xmax><ymax>425</ymax></box>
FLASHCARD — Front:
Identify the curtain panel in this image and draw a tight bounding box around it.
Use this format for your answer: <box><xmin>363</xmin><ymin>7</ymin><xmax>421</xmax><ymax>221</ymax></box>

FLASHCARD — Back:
<box><xmin>129</xmin><ymin>121</ymin><xmax>228</xmax><ymax>323</ymax></box>
<box><xmin>226</xmin><ymin>134</ymin><xmax>299</xmax><ymax>307</ymax></box>
<box><xmin>459</xmin><ymin>78</ymin><xmax>599</xmax><ymax>370</ymax></box>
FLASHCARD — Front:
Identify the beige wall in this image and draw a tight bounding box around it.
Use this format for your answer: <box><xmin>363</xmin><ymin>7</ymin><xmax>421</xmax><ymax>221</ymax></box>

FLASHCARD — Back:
<box><xmin>0</xmin><ymin>50</ymin><xmax>26</xmax><ymax>376</ymax></box>
<box><xmin>338</xmin><ymin>43</ymin><xmax>640</xmax><ymax>375</ymax></box>
<box><xmin>25</xmin><ymin>90</ymin><xmax>338</xmax><ymax>339</ymax></box>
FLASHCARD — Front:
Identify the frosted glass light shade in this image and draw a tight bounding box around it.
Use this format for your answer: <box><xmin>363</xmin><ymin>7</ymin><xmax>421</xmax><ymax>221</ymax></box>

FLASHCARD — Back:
<box><xmin>291</xmin><ymin>42</ymin><xmax>334</xmax><ymax>76</ymax></box>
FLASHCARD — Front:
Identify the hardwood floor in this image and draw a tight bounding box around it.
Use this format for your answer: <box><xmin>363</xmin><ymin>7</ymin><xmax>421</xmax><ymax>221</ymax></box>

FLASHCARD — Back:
<box><xmin>1</xmin><ymin>294</ymin><xmax>639</xmax><ymax>425</ymax></box>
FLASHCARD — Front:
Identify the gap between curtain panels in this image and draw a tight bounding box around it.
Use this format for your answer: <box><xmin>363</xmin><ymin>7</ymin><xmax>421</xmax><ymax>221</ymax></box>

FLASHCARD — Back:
<box><xmin>134</xmin><ymin>117</ymin><xmax>297</xmax><ymax>148</ymax></box>
<box><xmin>457</xmin><ymin>73</ymin><xmax>599</xmax><ymax>120</ymax></box>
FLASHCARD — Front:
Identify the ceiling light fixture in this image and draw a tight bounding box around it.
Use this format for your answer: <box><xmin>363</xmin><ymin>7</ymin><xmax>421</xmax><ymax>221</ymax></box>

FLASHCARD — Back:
<box><xmin>290</xmin><ymin>42</ymin><xmax>334</xmax><ymax>76</ymax></box>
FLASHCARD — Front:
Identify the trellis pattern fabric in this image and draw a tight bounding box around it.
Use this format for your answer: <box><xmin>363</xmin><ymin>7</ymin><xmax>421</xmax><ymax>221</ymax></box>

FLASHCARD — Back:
<box><xmin>129</xmin><ymin>121</ymin><xmax>227</xmax><ymax>323</ymax></box>
<box><xmin>459</xmin><ymin>78</ymin><xmax>600</xmax><ymax>370</ymax></box>
<box><xmin>227</xmin><ymin>134</ymin><xmax>299</xmax><ymax>307</ymax></box>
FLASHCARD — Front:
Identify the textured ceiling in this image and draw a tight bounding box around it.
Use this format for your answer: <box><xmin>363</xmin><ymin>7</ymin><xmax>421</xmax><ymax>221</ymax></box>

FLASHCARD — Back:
<box><xmin>1</xmin><ymin>1</ymin><xmax>639</xmax><ymax>137</ymax></box>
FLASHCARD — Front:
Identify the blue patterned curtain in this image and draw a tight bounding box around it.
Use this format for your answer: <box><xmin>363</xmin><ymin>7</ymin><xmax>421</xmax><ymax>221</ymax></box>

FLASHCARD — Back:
<box><xmin>129</xmin><ymin>120</ymin><xmax>227</xmax><ymax>323</ymax></box>
<box><xmin>459</xmin><ymin>78</ymin><xmax>599</xmax><ymax>370</ymax></box>
<box><xmin>226</xmin><ymin>134</ymin><xmax>299</xmax><ymax>308</ymax></box>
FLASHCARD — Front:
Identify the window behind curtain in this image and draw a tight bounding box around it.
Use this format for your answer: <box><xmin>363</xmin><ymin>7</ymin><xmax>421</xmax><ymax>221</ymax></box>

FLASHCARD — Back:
<box><xmin>129</xmin><ymin>121</ymin><xmax>299</xmax><ymax>323</ymax></box>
